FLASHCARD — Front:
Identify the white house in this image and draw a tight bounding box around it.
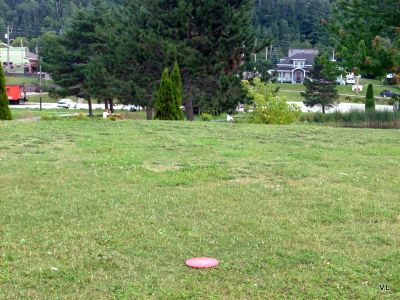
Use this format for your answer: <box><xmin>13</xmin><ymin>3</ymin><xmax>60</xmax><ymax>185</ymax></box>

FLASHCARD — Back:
<box><xmin>269</xmin><ymin>49</ymin><xmax>319</xmax><ymax>84</ymax></box>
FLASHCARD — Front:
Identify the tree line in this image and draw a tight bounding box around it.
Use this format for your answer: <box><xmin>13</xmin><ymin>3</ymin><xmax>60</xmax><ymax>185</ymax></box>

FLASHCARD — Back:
<box><xmin>40</xmin><ymin>0</ymin><xmax>255</xmax><ymax>119</ymax></box>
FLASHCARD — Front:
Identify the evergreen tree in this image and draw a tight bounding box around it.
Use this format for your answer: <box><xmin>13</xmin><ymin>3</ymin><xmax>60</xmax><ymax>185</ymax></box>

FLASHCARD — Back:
<box><xmin>253</xmin><ymin>0</ymin><xmax>332</xmax><ymax>54</ymax></box>
<box><xmin>301</xmin><ymin>54</ymin><xmax>340</xmax><ymax>114</ymax></box>
<box><xmin>0</xmin><ymin>64</ymin><xmax>12</xmax><ymax>120</ymax></box>
<box><xmin>365</xmin><ymin>84</ymin><xmax>375</xmax><ymax>110</ymax></box>
<box><xmin>331</xmin><ymin>0</ymin><xmax>399</xmax><ymax>76</ymax></box>
<box><xmin>41</xmin><ymin>2</ymin><xmax>117</xmax><ymax>116</ymax></box>
<box><xmin>170</xmin><ymin>62</ymin><xmax>184</xmax><ymax>120</ymax></box>
<box><xmin>154</xmin><ymin>68</ymin><xmax>176</xmax><ymax>120</ymax></box>
<box><xmin>142</xmin><ymin>0</ymin><xmax>255</xmax><ymax>118</ymax></box>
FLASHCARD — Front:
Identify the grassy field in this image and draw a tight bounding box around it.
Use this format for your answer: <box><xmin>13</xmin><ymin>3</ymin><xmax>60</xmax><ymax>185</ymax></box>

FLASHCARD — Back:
<box><xmin>0</xmin><ymin>120</ymin><xmax>399</xmax><ymax>298</ymax></box>
<box><xmin>5</xmin><ymin>75</ymin><xmax>53</xmax><ymax>87</ymax></box>
<box><xmin>9</xmin><ymin>108</ymin><xmax>93</xmax><ymax>120</ymax></box>
<box><xmin>5</xmin><ymin>76</ymin><xmax>40</xmax><ymax>86</ymax></box>
<box><xmin>277</xmin><ymin>80</ymin><xmax>400</xmax><ymax>104</ymax></box>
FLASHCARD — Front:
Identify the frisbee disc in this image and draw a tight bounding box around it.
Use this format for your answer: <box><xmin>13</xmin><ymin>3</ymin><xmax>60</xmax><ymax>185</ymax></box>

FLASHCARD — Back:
<box><xmin>185</xmin><ymin>257</ymin><xmax>219</xmax><ymax>268</ymax></box>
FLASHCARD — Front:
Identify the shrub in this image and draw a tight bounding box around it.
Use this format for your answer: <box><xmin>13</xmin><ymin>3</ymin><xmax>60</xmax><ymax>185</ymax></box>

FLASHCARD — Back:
<box><xmin>41</xmin><ymin>114</ymin><xmax>58</xmax><ymax>121</ymax></box>
<box><xmin>199</xmin><ymin>113</ymin><xmax>212</xmax><ymax>121</ymax></box>
<box><xmin>242</xmin><ymin>78</ymin><xmax>300</xmax><ymax>124</ymax></box>
<box><xmin>70</xmin><ymin>113</ymin><xmax>88</xmax><ymax>120</ymax></box>
<box><xmin>155</xmin><ymin>67</ymin><xmax>183</xmax><ymax>120</ymax></box>
<box><xmin>365</xmin><ymin>84</ymin><xmax>375</xmax><ymax>110</ymax></box>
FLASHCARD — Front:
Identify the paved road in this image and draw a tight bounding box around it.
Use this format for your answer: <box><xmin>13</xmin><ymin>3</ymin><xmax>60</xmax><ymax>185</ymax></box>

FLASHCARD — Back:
<box><xmin>10</xmin><ymin>102</ymin><xmax>395</xmax><ymax>113</ymax></box>
<box><xmin>9</xmin><ymin>102</ymin><xmax>134</xmax><ymax>111</ymax></box>
<box><xmin>288</xmin><ymin>102</ymin><xmax>394</xmax><ymax>113</ymax></box>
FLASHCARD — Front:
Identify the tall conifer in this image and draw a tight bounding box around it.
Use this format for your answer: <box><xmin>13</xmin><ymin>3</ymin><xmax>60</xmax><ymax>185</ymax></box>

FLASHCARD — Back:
<box><xmin>154</xmin><ymin>68</ymin><xmax>176</xmax><ymax>120</ymax></box>
<box><xmin>0</xmin><ymin>64</ymin><xmax>12</xmax><ymax>120</ymax></box>
<box><xmin>171</xmin><ymin>62</ymin><xmax>184</xmax><ymax>120</ymax></box>
<box><xmin>365</xmin><ymin>84</ymin><xmax>375</xmax><ymax>110</ymax></box>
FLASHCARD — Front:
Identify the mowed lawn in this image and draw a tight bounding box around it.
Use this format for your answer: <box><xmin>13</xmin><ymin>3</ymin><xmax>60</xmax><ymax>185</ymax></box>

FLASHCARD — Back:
<box><xmin>0</xmin><ymin>120</ymin><xmax>399</xmax><ymax>299</ymax></box>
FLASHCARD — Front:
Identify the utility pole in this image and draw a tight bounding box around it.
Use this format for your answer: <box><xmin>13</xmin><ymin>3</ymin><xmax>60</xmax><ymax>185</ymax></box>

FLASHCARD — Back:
<box><xmin>254</xmin><ymin>39</ymin><xmax>257</xmax><ymax>63</ymax></box>
<box><xmin>36</xmin><ymin>46</ymin><xmax>42</xmax><ymax>110</ymax></box>
<box><xmin>265</xmin><ymin>46</ymin><xmax>268</xmax><ymax>60</ymax></box>
<box><xmin>6</xmin><ymin>25</ymin><xmax>10</xmax><ymax>68</ymax></box>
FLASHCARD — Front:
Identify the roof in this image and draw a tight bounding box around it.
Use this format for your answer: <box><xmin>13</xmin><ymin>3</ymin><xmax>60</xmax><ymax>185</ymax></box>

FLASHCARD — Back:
<box><xmin>273</xmin><ymin>66</ymin><xmax>312</xmax><ymax>71</ymax></box>
<box><xmin>290</xmin><ymin>53</ymin><xmax>316</xmax><ymax>65</ymax></box>
<box><xmin>277</xmin><ymin>49</ymin><xmax>319</xmax><ymax>67</ymax></box>
<box><xmin>26</xmin><ymin>51</ymin><xmax>38</xmax><ymax>61</ymax></box>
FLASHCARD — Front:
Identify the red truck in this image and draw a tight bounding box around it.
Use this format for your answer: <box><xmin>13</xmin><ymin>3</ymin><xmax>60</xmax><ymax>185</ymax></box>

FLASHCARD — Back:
<box><xmin>6</xmin><ymin>84</ymin><xmax>27</xmax><ymax>105</ymax></box>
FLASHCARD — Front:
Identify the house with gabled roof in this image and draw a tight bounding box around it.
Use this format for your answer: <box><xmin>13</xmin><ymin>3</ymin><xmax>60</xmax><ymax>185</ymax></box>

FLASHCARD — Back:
<box><xmin>269</xmin><ymin>49</ymin><xmax>319</xmax><ymax>84</ymax></box>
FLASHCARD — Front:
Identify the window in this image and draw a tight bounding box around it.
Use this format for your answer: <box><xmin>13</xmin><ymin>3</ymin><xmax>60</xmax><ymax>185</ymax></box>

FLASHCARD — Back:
<box><xmin>293</xmin><ymin>60</ymin><xmax>305</xmax><ymax>68</ymax></box>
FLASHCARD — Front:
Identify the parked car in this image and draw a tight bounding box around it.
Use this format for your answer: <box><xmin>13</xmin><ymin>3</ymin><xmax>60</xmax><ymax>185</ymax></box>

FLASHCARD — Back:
<box><xmin>57</xmin><ymin>99</ymin><xmax>77</xmax><ymax>108</ymax></box>
<box><xmin>380</xmin><ymin>90</ymin><xmax>398</xmax><ymax>98</ymax></box>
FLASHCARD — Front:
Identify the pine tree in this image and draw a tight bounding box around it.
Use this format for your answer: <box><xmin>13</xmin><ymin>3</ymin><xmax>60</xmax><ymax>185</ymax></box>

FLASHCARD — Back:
<box><xmin>41</xmin><ymin>2</ymin><xmax>117</xmax><ymax>117</ymax></box>
<box><xmin>331</xmin><ymin>0</ymin><xmax>399</xmax><ymax>76</ymax></box>
<box><xmin>142</xmin><ymin>0</ymin><xmax>255</xmax><ymax>118</ymax></box>
<box><xmin>0</xmin><ymin>64</ymin><xmax>12</xmax><ymax>120</ymax></box>
<box><xmin>170</xmin><ymin>62</ymin><xmax>184</xmax><ymax>120</ymax></box>
<box><xmin>365</xmin><ymin>84</ymin><xmax>375</xmax><ymax>110</ymax></box>
<box><xmin>154</xmin><ymin>68</ymin><xmax>176</xmax><ymax>120</ymax></box>
<box><xmin>301</xmin><ymin>54</ymin><xmax>339</xmax><ymax>114</ymax></box>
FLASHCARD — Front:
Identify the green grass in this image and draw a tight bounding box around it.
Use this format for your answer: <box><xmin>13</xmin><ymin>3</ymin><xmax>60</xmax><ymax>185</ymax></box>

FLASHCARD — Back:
<box><xmin>5</xmin><ymin>75</ymin><xmax>40</xmax><ymax>86</ymax></box>
<box><xmin>25</xmin><ymin>93</ymin><xmax>60</xmax><ymax>103</ymax></box>
<box><xmin>277</xmin><ymin>80</ymin><xmax>400</xmax><ymax>104</ymax></box>
<box><xmin>5</xmin><ymin>75</ymin><xmax>54</xmax><ymax>87</ymax></box>
<box><xmin>0</xmin><ymin>120</ymin><xmax>399</xmax><ymax>298</ymax></box>
<box><xmin>9</xmin><ymin>109</ymin><xmax>91</xmax><ymax>120</ymax></box>
<box><xmin>25</xmin><ymin>94</ymin><xmax>83</xmax><ymax>103</ymax></box>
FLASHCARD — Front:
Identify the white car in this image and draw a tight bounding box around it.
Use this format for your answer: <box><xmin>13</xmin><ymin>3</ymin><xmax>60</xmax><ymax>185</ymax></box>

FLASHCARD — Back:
<box><xmin>57</xmin><ymin>99</ymin><xmax>77</xmax><ymax>109</ymax></box>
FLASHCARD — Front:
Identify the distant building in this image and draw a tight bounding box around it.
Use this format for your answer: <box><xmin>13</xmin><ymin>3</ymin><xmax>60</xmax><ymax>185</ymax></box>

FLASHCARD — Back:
<box><xmin>268</xmin><ymin>49</ymin><xmax>319</xmax><ymax>84</ymax></box>
<box><xmin>0</xmin><ymin>42</ymin><xmax>38</xmax><ymax>74</ymax></box>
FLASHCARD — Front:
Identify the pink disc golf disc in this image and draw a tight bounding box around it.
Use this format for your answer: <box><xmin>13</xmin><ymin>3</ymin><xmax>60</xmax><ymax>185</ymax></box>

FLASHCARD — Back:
<box><xmin>185</xmin><ymin>257</ymin><xmax>219</xmax><ymax>269</ymax></box>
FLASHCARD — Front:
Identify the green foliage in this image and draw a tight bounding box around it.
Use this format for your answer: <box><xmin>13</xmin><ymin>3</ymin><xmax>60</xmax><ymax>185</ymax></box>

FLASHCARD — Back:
<box><xmin>154</xmin><ymin>68</ymin><xmax>178</xmax><ymax>120</ymax></box>
<box><xmin>253</xmin><ymin>0</ymin><xmax>332</xmax><ymax>54</ymax></box>
<box><xmin>242</xmin><ymin>78</ymin><xmax>300</xmax><ymax>124</ymax></box>
<box><xmin>299</xmin><ymin>110</ymin><xmax>400</xmax><ymax>128</ymax></box>
<box><xmin>0</xmin><ymin>0</ymin><xmax>101</xmax><ymax>35</ymax></box>
<box><xmin>142</xmin><ymin>0</ymin><xmax>255</xmax><ymax>114</ymax></box>
<box><xmin>301</xmin><ymin>54</ymin><xmax>340</xmax><ymax>113</ymax></box>
<box><xmin>0</xmin><ymin>64</ymin><xmax>12</xmax><ymax>120</ymax></box>
<box><xmin>41</xmin><ymin>2</ymin><xmax>116</xmax><ymax>100</ymax></box>
<box><xmin>11</xmin><ymin>37</ymin><xmax>30</xmax><ymax>47</ymax></box>
<box><xmin>40</xmin><ymin>114</ymin><xmax>59</xmax><ymax>121</ymax></box>
<box><xmin>331</xmin><ymin>0</ymin><xmax>400</xmax><ymax>76</ymax></box>
<box><xmin>170</xmin><ymin>62</ymin><xmax>184</xmax><ymax>120</ymax></box>
<box><xmin>365</xmin><ymin>84</ymin><xmax>375</xmax><ymax>110</ymax></box>
<box><xmin>199</xmin><ymin>113</ymin><xmax>212</xmax><ymax>122</ymax></box>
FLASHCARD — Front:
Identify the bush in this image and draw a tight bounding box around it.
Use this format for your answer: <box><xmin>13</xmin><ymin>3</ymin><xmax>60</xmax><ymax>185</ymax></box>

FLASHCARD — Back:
<box><xmin>242</xmin><ymin>78</ymin><xmax>300</xmax><ymax>124</ymax></box>
<box><xmin>344</xmin><ymin>96</ymin><xmax>352</xmax><ymax>102</ymax></box>
<box><xmin>155</xmin><ymin>67</ymin><xmax>183</xmax><ymax>120</ymax></box>
<box><xmin>199</xmin><ymin>113</ymin><xmax>212</xmax><ymax>121</ymax></box>
<box><xmin>41</xmin><ymin>114</ymin><xmax>59</xmax><ymax>121</ymax></box>
<box><xmin>69</xmin><ymin>113</ymin><xmax>88</xmax><ymax>120</ymax></box>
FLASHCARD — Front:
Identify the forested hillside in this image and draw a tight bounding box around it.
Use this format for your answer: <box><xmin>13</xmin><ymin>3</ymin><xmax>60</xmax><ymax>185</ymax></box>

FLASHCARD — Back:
<box><xmin>253</xmin><ymin>0</ymin><xmax>332</xmax><ymax>56</ymax></box>
<box><xmin>0</xmin><ymin>0</ymin><xmax>333</xmax><ymax>55</ymax></box>
<box><xmin>0</xmin><ymin>0</ymin><xmax>119</xmax><ymax>41</ymax></box>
